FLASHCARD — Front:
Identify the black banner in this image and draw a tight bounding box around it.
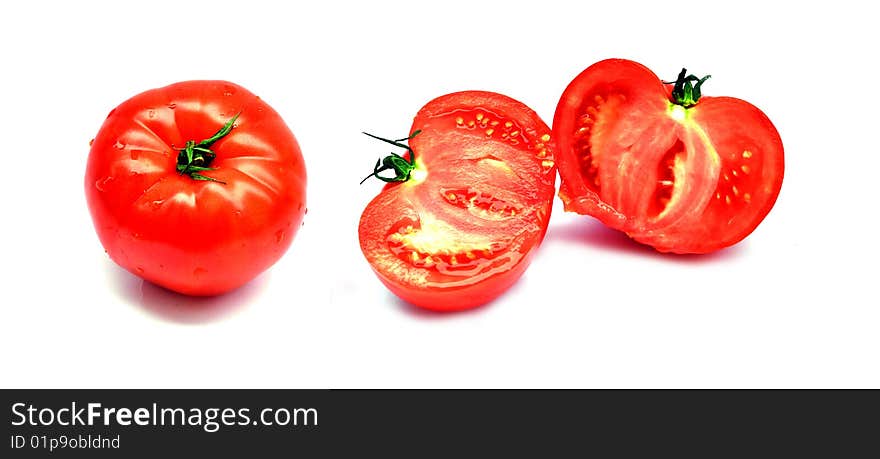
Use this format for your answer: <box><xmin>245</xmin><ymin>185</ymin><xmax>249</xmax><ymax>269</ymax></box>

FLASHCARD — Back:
<box><xmin>3</xmin><ymin>390</ymin><xmax>877</xmax><ymax>457</ymax></box>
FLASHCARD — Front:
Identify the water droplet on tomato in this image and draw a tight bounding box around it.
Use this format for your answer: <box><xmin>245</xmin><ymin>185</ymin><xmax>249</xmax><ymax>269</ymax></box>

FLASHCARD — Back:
<box><xmin>136</xmin><ymin>266</ymin><xmax>145</xmax><ymax>274</ymax></box>
<box><xmin>95</xmin><ymin>177</ymin><xmax>113</xmax><ymax>192</ymax></box>
<box><xmin>275</xmin><ymin>230</ymin><xmax>284</xmax><ymax>243</ymax></box>
<box><xmin>130</xmin><ymin>150</ymin><xmax>140</xmax><ymax>160</ymax></box>
<box><xmin>114</xmin><ymin>141</ymin><xmax>124</xmax><ymax>150</ymax></box>
<box><xmin>167</xmin><ymin>103</ymin><xmax>176</xmax><ymax>109</ymax></box>
<box><xmin>234</xmin><ymin>210</ymin><xmax>242</xmax><ymax>218</ymax></box>
<box><xmin>148</xmin><ymin>109</ymin><xmax>156</xmax><ymax>119</ymax></box>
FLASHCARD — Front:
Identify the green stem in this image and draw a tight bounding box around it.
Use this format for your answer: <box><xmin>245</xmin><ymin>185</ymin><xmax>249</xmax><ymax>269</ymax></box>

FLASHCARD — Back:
<box><xmin>665</xmin><ymin>68</ymin><xmax>711</xmax><ymax>108</ymax></box>
<box><xmin>360</xmin><ymin>130</ymin><xmax>421</xmax><ymax>184</ymax></box>
<box><xmin>175</xmin><ymin>113</ymin><xmax>240</xmax><ymax>183</ymax></box>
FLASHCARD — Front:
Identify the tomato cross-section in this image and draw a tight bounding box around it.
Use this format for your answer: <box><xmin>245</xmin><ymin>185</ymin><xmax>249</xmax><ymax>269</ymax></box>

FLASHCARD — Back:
<box><xmin>553</xmin><ymin>59</ymin><xmax>784</xmax><ymax>253</ymax></box>
<box><xmin>359</xmin><ymin>91</ymin><xmax>556</xmax><ymax>311</ymax></box>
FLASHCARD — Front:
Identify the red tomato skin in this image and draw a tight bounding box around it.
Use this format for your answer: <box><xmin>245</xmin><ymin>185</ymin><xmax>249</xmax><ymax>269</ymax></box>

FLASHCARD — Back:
<box><xmin>553</xmin><ymin>59</ymin><xmax>784</xmax><ymax>253</ymax></box>
<box><xmin>85</xmin><ymin>81</ymin><xmax>307</xmax><ymax>295</ymax></box>
<box><xmin>359</xmin><ymin>91</ymin><xmax>555</xmax><ymax>311</ymax></box>
<box><xmin>360</xmin><ymin>190</ymin><xmax>546</xmax><ymax>312</ymax></box>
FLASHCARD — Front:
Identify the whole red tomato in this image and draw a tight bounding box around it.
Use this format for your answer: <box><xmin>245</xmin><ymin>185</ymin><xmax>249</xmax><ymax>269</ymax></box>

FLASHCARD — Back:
<box><xmin>359</xmin><ymin>91</ymin><xmax>556</xmax><ymax>311</ymax></box>
<box><xmin>85</xmin><ymin>81</ymin><xmax>307</xmax><ymax>295</ymax></box>
<box><xmin>553</xmin><ymin>59</ymin><xmax>784</xmax><ymax>253</ymax></box>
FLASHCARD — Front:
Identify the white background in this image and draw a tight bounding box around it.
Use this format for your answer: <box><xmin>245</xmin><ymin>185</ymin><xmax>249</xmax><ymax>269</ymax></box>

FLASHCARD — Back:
<box><xmin>1</xmin><ymin>1</ymin><xmax>877</xmax><ymax>388</ymax></box>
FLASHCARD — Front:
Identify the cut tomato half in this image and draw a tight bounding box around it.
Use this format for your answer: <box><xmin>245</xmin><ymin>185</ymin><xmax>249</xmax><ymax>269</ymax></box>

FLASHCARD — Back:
<box><xmin>359</xmin><ymin>91</ymin><xmax>556</xmax><ymax>311</ymax></box>
<box><xmin>553</xmin><ymin>59</ymin><xmax>784</xmax><ymax>253</ymax></box>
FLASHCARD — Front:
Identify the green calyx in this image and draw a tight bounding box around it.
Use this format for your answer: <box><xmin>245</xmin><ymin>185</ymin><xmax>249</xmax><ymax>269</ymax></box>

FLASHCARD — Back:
<box><xmin>176</xmin><ymin>113</ymin><xmax>240</xmax><ymax>183</ymax></box>
<box><xmin>665</xmin><ymin>68</ymin><xmax>711</xmax><ymax>108</ymax></box>
<box><xmin>359</xmin><ymin>130</ymin><xmax>422</xmax><ymax>184</ymax></box>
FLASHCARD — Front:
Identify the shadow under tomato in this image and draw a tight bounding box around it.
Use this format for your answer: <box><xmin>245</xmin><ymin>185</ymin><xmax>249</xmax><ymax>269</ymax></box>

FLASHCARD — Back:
<box><xmin>547</xmin><ymin>218</ymin><xmax>746</xmax><ymax>264</ymax></box>
<box><xmin>106</xmin><ymin>261</ymin><xmax>264</xmax><ymax>324</ymax></box>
